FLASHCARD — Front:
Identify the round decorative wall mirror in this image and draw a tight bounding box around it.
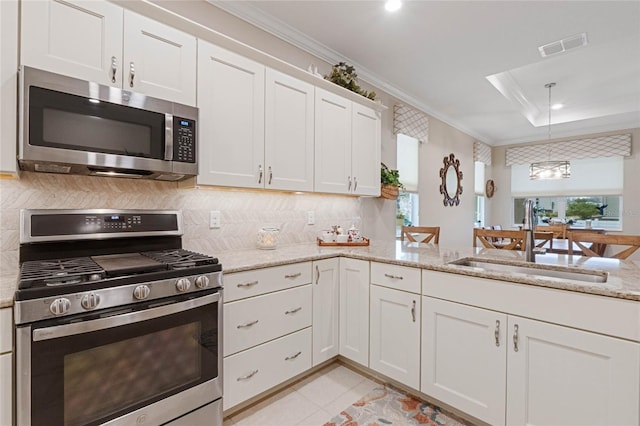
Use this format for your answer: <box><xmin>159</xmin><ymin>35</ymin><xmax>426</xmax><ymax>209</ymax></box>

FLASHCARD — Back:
<box><xmin>439</xmin><ymin>153</ymin><xmax>463</xmax><ymax>206</ymax></box>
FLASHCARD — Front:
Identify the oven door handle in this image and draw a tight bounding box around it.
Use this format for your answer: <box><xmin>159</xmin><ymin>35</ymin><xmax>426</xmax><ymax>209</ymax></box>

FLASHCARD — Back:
<box><xmin>32</xmin><ymin>292</ymin><xmax>220</xmax><ymax>342</ymax></box>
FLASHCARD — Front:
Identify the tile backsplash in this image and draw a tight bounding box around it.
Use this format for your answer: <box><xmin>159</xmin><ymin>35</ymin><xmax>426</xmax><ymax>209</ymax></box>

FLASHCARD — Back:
<box><xmin>0</xmin><ymin>172</ymin><xmax>364</xmax><ymax>279</ymax></box>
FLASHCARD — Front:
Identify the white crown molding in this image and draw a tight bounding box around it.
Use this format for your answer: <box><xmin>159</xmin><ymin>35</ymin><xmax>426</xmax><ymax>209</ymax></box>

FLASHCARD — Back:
<box><xmin>209</xmin><ymin>0</ymin><xmax>491</xmax><ymax>144</ymax></box>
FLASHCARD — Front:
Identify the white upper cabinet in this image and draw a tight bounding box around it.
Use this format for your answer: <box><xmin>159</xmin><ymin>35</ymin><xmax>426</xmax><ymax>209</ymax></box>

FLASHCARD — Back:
<box><xmin>198</xmin><ymin>42</ymin><xmax>315</xmax><ymax>191</ymax></box>
<box><xmin>197</xmin><ymin>41</ymin><xmax>265</xmax><ymax>188</ymax></box>
<box><xmin>21</xmin><ymin>1</ymin><xmax>196</xmax><ymax>105</ymax></box>
<box><xmin>351</xmin><ymin>102</ymin><xmax>381</xmax><ymax>196</ymax></box>
<box><xmin>122</xmin><ymin>11</ymin><xmax>196</xmax><ymax>106</ymax></box>
<box><xmin>264</xmin><ymin>68</ymin><xmax>314</xmax><ymax>192</ymax></box>
<box><xmin>314</xmin><ymin>88</ymin><xmax>380</xmax><ymax>195</ymax></box>
<box><xmin>314</xmin><ymin>88</ymin><xmax>352</xmax><ymax>194</ymax></box>
<box><xmin>1</xmin><ymin>0</ymin><xmax>18</xmax><ymax>174</ymax></box>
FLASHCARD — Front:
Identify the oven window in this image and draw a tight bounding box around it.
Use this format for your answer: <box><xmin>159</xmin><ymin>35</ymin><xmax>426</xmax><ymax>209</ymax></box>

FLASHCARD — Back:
<box><xmin>64</xmin><ymin>322</ymin><xmax>201</xmax><ymax>426</ymax></box>
<box><xmin>29</xmin><ymin>296</ymin><xmax>219</xmax><ymax>426</ymax></box>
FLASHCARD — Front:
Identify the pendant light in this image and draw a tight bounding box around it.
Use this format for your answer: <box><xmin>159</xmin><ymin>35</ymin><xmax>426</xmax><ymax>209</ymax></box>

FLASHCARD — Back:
<box><xmin>529</xmin><ymin>82</ymin><xmax>571</xmax><ymax>180</ymax></box>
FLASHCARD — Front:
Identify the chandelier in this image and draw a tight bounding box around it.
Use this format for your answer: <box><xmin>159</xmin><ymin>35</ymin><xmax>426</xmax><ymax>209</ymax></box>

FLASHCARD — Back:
<box><xmin>529</xmin><ymin>82</ymin><xmax>571</xmax><ymax>180</ymax></box>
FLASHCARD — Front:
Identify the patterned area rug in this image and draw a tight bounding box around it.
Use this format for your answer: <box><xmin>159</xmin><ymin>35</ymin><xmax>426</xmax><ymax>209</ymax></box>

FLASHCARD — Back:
<box><xmin>324</xmin><ymin>385</ymin><xmax>473</xmax><ymax>426</ymax></box>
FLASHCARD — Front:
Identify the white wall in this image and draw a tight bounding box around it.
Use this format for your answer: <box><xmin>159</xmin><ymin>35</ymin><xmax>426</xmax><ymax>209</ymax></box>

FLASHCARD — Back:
<box><xmin>489</xmin><ymin>128</ymin><xmax>640</xmax><ymax>237</ymax></box>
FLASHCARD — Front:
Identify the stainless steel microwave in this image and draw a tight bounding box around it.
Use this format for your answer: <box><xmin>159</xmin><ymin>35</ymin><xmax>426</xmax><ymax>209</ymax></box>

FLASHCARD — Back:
<box><xmin>19</xmin><ymin>66</ymin><xmax>198</xmax><ymax>181</ymax></box>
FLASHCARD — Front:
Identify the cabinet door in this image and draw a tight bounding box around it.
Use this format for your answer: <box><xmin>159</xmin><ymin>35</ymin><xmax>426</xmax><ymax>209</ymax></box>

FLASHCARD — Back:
<box><xmin>507</xmin><ymin>316</ymin><xmax>640</xmax><ymax>426</ymax></box>
<box><xmin>351</xmin><ymin>103</ymin><xmax>381</xmax><ymax>196</ymax></box>
<box><xmin>314</xmin><ymin>88</ymin><xmax>352</xmax><ymax>194</ymax></box>
<box><xmin>123</xmin><ymin>10</ymin><xmax>196</xmax><ymax>106</ymax></box>
<box><xmin>265</xmin><ymin>68</ymin><xmax>314</xmax><ymax>192</ymax></box>
<box><xmin>312</xmin><ymin>258</ymin><xmax>340</xmax><ymax>366</ymax></box>
<box><xmin>1</xmin><ymin>0</ymin><xmax>18</xmax><ymax>174</ymax></box>
<box><xmin>0</xmin><ymin>353</ymin><xmax>11</xmax><ymax>426</ymax></box>
<box><xmin>370</xmin><ymin>286</ymin><xmax>420</xmax><ymax>390</ymax></box>
<box><xmin>197</xmin><ymin>41</ymin><xmax>265</xmax><ymax>188</ymax></box>
<box><xmin>422</xmin><ymin>297</ymin><xmax>507</xmax><ymax>426</ymax></box>
<box><xmin>339</xmin><ymin>258</ymin><xmax>369</xmax><ymax>366</ymax></box>
<box><xmin>21</xmin><ymin>0</ymin><xmax>123</xmax><ymax>86</ymax></box>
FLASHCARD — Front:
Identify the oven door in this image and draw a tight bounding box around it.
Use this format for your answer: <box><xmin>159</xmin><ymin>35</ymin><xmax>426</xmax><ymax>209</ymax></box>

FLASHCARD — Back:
<box><xmin>16</xmin><ymin>290</ymin><xmax>222</xmax><ymax>426</ymax></box>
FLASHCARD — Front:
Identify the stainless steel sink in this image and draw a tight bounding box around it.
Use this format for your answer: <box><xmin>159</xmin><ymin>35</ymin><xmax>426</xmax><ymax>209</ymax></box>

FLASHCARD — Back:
<box><xmin>449</xmin><ymin>258</ymin><xmax>608</xmax><ymax>283</ymax></box>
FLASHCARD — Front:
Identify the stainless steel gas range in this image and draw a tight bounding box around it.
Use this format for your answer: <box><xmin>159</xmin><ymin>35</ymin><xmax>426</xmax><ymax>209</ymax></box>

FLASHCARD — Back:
<box><xmin>14</xmin><ymin>209</ymin><xmax>223</xmax><ymax>426</ymax></box>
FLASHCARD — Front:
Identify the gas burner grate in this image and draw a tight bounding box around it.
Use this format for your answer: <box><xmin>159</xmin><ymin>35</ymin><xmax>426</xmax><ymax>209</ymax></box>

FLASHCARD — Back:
<box><xmin>19</xmin><ymin>257</ymin><xmax>106</xmax><ymax>287</ymax></box>
<box><xmin>142</xmin><ymin>249</ymin><xmax>218</xmax><ymax>269</ymax></box>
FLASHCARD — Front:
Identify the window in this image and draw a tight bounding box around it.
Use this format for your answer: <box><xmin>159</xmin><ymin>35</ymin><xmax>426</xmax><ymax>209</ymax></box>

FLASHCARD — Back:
<box><xmin>513</xmin><ymin>195</ymin><xmax>622</xmax><ymax>230</ymax></box>
<box><xmin>474</xmin><ymin>161</ymin><xmax>486</xmax><ymax>228</ymax></box>
<box><xmin>396</xmin><ymin>133</ymin><xmax>419</xmax><ymax>235</ymax></box>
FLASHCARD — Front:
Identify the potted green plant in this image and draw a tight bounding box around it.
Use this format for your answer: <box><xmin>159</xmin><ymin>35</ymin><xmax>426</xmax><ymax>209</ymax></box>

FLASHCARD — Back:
<box><xmin>380</xmin><ymin>163</ymin><xmax>404</xmax><ymax>200</ymax></box>
<box><xmin>325</xmin><ymin>62</ymin><xmax>377</xmax><ymax>101</ymax></box>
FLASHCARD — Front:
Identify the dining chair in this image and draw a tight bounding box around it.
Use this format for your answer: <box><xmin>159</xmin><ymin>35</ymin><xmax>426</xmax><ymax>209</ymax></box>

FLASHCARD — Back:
<box><xmin>568</xmin><ymin>232</ymin><xmax>640</xmax><ymax>259</ymax></box>
<box><xmin>535</xmin><ymin>224</ymin><xmax>567</xmax><ymax>239</ymax></box>
<box><xmin>401</xmin><ymin>226</ymin><xmax>440</xmax><ymax>244</ymax></box>
<box><xmin>534</xmin><ymin>231</ymin><xmax>554</xmax><ymax>250</ymax></box>
<box><xmin>473</xmin><ymin>228</ymin><xmax>526</xmax><ymax>250</ymax></box>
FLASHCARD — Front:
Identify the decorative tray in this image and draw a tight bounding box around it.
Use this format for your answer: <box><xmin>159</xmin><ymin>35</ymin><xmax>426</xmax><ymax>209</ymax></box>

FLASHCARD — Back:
<box><xmin>317</xmin><ymin>237</ymin><xmax>370</xmax><ymax>247</ymax></box>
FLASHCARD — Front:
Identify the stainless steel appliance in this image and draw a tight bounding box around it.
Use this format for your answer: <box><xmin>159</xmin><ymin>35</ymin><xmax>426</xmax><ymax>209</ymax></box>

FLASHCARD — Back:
<box><xmin>19</xmin><ymin>66</ymin><xmax>198</xmax><ymax>181</ymax></box>
<box><xmin>14</xmin><ymin>209</ymin><xmax>222</xmax><ymax>426</ymax></box>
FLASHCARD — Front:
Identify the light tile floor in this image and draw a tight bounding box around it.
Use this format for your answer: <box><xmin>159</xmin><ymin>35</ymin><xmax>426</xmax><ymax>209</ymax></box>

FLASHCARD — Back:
<box><xmin>223</xmin><ymin>363</ymin><xmax>379</xmax><ymax>426</ymax></box>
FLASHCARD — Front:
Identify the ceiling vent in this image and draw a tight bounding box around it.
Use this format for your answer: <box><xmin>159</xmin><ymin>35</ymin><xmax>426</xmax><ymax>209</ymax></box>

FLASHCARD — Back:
<box><xmin>538</xmin><ymin>33</ymin><xmax>588</xmax><ymax>58</ymax></box>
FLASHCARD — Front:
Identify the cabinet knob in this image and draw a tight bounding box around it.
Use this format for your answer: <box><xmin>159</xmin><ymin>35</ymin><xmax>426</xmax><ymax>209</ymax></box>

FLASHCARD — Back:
<box><xmin>129</xmin><ymin>62</ymin><xmax>135</xmax><ymax>88</ymax></box>
<box><xmin>111</xmin><ymin>56</ymin><xmax>117</xmax><ymax>83</ymax></box>
<box><xmin>513</xmin><ymin>324</ymin><xmax>519</xmax><ymax>352</ymax></box>
<box><xmin>495</xmin><ymin>320</ymin><xmax>501</xmax><ymax>347</ymax></box>
<box><xmin>258</xmin><ymin>165</ymin><xmax>263</xmax><ymax>184</ymax></box>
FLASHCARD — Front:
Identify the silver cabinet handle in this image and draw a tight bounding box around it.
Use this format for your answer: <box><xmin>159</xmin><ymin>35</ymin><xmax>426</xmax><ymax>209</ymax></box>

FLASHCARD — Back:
<box><xmin>237</xmin><ymin>369</ymin><xmax>258</xmax><ymax>381</ymax></box>
<box><xmin>285</xmin><ymin>351</ymin><xmax>302</xmax><ymax>361</ymax></box>
<box><xmin>111</xmin><ymin>56</ymin><xmax>117</xmax><ymax>83</ymax></box>
<box><xmin>353</xmin><ymin>176</ymin><xmax>358</xmax><ymax>191</ymax></box>
<box><xmin>513</xmin><ymin>324</ymin><xmax>519</xmax><ymax>352</ymax></box>
<box><xmin>495</xmin><ymin>320</ymin><xmax>500</xmax><ymax>347</ymax></box>
<box><xmin>129</xmin><ymin>62</ymin><xmax>135</xmax><ymax>87</ymax></box>
<box><xmin>258</xmin><ymin>165</ymin><xmax>263</xmax><ymax>184</ymax></box>
<box><xmin>285</xmin><ymin>307</ymin><xmax>302</xmax><ymax>315</ymax></box>
<box><xmin>285</xmin><ymin>272</ymin><xmax>302</xmax><ymax>279</ymax></box>
<box><xmin>268</xmin><ymin>166</ymin><xmax>273</xmax><ymax>185</ymax></box>
<box><xmin>384</xmin><ymin>273</ymin><xmax>404</xmax><ymax>280</ymax></box>
<box><xmin>237</xmin><ymin>320</ymin><xmax>259</xmax><ymax>329</ymax></box>
<box><xmin>315</xmin><ymin>265</ymin><xmax>320</xmax><ymax>284</ymax></box>
<box><xmin>348</xmin><ymin>176</ymin><xmax>352</xmax><ymax>191</ymax></box>
<box><xmin>411</xmin><ymin>300</ymin><xmax>416</xmax><ymax>322</ymax></box>
<box><xmin>237</xmin><ymin>281</ymin><xmax>259</xmax><ymax>288</ymax></box>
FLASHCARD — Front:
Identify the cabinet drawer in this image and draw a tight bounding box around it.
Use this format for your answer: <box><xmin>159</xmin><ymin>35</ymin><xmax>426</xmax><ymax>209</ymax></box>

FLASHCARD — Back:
<box><xmin>224</xmin><ymin>285</ymin><xmax>312</xmax><ymax>356</ymax></box>
<box><xmin>0</xmin><ymin>308</ymin><xmax>12</xmax><ymax>354</ymax></box>
<box><xmin>224</xmin><ymin>262</ymin><xmax>312</xmax><ymax>302</ymax></box>
<box><xmin>223</xmin><ymin>327</ymin><xmax>311</xmax><ymax>411</ymax></box>
<box><xmin>371</xmin><ymin>262</ymin><xmax>421</xmax><ymax>293</ymax></box>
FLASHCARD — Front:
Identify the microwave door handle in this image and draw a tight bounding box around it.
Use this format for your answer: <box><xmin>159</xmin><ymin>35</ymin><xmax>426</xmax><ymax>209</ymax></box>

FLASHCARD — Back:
<box><xmin>32</xmin><ymin>292</ymin><xmax>220</xmax><ymax>342</ymax></box>
<box><xmin>165</xmin><ymin>114</ymin><xmax>173</xmax><ymax>161</ymax></box>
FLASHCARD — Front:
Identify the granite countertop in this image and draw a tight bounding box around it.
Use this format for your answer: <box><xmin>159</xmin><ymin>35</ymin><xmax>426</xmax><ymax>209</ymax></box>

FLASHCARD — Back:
<box><xmin>2</xmin><ymin>240</ymin><xmax>639</xmax><ymax>308</ymax></box>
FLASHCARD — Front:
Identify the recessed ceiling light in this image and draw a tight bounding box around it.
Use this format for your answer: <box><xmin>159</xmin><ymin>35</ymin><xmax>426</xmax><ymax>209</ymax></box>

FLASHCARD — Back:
<box><xmin>385</xmin><ymin>0</ymin><xmax>402</xmax><ymax>12</ymax></box>
<box><xmin>551</xmin><ymin>103</ymin><xmax>564</xmax><ymax>110</ymax></box>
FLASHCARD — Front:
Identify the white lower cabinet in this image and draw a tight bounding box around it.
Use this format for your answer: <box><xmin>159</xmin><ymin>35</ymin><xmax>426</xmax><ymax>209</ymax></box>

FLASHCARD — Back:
<box><xmin>339</xmin><ymin>258</ymin><xmax>370</xmax><ymax>366</ymax></box>
<box><xmin>422</xmin><ymin>297</ymin><xmax>507</xmax><ymax>425</ymax></box>
<box><xmin>506</xmin><ymin>315</ymin><xmax>640</xmax><ymax>426</ymax></box>
<box><xmin>224</xmin><ymin>284</ymin><xmax>312</xmax><ymax>357</ymax></box>
<box><xmin>0</xmin><ymin>353</ymin><xmax>11</xmax><ymax>426</ymax></box>
<box><xmin>422</xmin><ymin>296</ymin><xmax>640</xmax><ymax>426</ymax></box>
<box><xmin>370</xmin><ymin>285</ymin><xmax>421</xmax><ymax>390</ymax></box>
<box><xmin>223</xmin><ymin>328</ymin><xmax>311</xmax><ymax>410</ymax></box>
<box><xmin>312</xmin><ymin>258</ymin><xmax>340</xmax><ymax>366</ymax></box>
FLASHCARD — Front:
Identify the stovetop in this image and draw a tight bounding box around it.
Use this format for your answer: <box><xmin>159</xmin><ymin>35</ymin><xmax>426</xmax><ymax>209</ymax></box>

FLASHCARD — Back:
<box><xmin>19</xmin><ymin>249</ymin><xmax>219</xmax><ymax>290</ymax></box>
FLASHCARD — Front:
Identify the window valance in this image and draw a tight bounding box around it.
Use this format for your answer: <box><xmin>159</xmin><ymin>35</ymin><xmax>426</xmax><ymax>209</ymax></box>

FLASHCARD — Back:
<box><xmin>393</xmin><ymin>104</ymin><xmax>429</xmax><ymax>143</ymax></box>
<box><xmin>505</xmin><ymin>133</ymin><xmax>631</xmax><ymax>166</ymax></box>
<box><xmin>473</xmin><ymin>140</ymin><xmax>492</xmax><ymax>165</ymax></box>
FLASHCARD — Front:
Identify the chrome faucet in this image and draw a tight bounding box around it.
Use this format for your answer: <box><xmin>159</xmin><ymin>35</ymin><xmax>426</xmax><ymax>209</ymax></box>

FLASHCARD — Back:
<box><xmin>523</xmin><ymin>199</ymin><xmax>538</xmax><ymax>262</ymax></box>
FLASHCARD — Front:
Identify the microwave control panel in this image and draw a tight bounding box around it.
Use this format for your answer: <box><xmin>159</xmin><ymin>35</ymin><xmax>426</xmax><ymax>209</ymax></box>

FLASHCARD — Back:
<box><xmin>173</xmin><ymin>118</ymin><xmax>196</xmax><ymax>163</ymax></box>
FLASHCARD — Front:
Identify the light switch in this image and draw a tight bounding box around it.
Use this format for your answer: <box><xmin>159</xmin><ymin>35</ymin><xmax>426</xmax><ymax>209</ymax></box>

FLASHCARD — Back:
<box><xmin>307</xmin><ymin>211</ymin><xmax>315</xmax><ymax>225</ymax></box>
<box><xmin>210</xmin><ymin>211</ymin><xmax>221</xmax><ymax>229</ymax></box>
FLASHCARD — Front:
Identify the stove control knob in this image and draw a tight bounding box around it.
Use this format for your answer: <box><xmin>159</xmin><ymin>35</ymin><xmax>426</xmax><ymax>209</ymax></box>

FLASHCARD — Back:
<box><xmin>195</xmin><ymin>275</ymin><xmax>210</xmax><ymax>289</ymax></box>
<box><xmin>133</xmin><ymin>285</ymin><xmax>151</xmax><ymax>300</ymax></box>
<box><xmin>50</xmin><ymin>298</ymin><xmax>71</xmax><ymax>316</ymax></box>
<box><xmin>81</xmin><ymin>293</ymin><xmax>101</xmax><ymax>310</ymax></box>
<box><xmin>176</xmin><ymin>278</ymin><xmax>191</xmax><ymax>292</ymax></box>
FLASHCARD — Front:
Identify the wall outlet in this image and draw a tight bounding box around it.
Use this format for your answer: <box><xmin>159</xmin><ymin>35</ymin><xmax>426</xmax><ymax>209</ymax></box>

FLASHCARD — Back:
<box><xmin>307</xmin><ymin>211</ymin><xmax>315</xmax><ymax>225</ymax></box>
<box><xmin>210</xmin><ymin>211</ymin><xmax>221</xmax><ymax>229</ymax></box>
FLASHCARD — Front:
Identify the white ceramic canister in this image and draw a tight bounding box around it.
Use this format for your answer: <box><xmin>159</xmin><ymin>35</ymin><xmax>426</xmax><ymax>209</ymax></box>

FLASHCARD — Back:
<box><xmin>257</xmin><ymin>227</ymin><xmax>279</xmax><ymax>249</ymax></box>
